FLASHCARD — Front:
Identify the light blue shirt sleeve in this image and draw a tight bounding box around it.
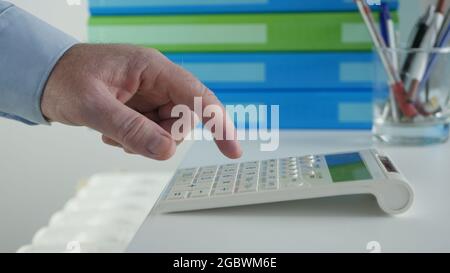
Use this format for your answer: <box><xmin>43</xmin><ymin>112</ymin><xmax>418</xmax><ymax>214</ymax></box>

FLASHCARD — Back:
<box><xmin>0</xmin><ymin>1</ymin><xmax>78</xmax><ymax>125</ymax></box>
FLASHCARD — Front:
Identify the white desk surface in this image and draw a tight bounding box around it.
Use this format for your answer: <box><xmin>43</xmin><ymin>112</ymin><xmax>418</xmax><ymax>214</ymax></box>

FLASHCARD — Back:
<box><xmin>128</xmin><ymin>130</ymin><xmax>450</xmax><ymax>253</ymax></box>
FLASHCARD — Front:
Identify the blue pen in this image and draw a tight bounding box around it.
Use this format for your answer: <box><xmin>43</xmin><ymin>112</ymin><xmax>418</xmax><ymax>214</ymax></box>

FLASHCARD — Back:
<box><xmin>421</xmin><ymin>9</ymin><xmax>450</xmax><ymax>87</ymax></box>
<box><xmin>379</xmin><ymin>2</ymin><xmax>390</xmax><ymax>46</ymax></box>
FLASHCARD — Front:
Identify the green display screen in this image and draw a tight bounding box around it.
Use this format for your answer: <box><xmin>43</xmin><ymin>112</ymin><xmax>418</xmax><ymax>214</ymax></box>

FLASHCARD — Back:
<box><xmin>325</xmin><ymin>153</ymin><xmax>372</xmax><ymax>183</ymax></box>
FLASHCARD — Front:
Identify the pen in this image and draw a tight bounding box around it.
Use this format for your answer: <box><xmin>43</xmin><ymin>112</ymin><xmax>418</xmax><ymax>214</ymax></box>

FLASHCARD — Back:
<box><xmin>355</xmin><ymin>0</ymin><xmax>418</xmax><ymax>118</ymax></box>
<box><xmin>408</xmin><ymin>0</ymin><xmax>446</xmax><ymax>100</ymax></box>
<box><xmin>379</xmin><ymin>2</ymin><xmax>399</xmax><ymax>121</ymax></box>
<box><xmin>385</xmin><ymin>3</ymin><xmax>400</xmax><ymax>121</ymax></box>
<box><xmin>401</xmin><ymin>5</ymin><xmax>435</xmax><ymax>82</ymax></box>
<box><xmin>379</xmin><ymin>3</ymin><xmax>390</xmax><ymax>45</ymax></box>
<box><xmin>437</xmin><ymin>7</ymin><xmax>450</xmax><ymax>44</ymax></box>
<box><xmin>385</xmin><ymin>6</ymin><xmax>399</xmax><ymax>70</ymax></box>
<box><xmin>421</xmin><ymin>8</ymin><xmax>450</xmax><ymax>88</ymax></box>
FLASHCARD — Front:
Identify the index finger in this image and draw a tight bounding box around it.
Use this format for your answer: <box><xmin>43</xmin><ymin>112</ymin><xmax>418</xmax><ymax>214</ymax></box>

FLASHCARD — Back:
<box><xmin>150</xmin><ymin>54</ymin><xmax>242</xmax><ymax>159</ymax></box>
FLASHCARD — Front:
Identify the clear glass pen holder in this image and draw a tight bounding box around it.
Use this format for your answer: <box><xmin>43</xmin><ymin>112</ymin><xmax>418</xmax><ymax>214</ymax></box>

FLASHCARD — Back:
<box><xmin>373</xmin><ymin>47</ymin><xmax>450</xmax><ymax>145</ymax></box>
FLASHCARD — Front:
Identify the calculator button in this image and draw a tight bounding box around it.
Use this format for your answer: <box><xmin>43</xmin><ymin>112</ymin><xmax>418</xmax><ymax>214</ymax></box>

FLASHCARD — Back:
<box><xmin>173</xmin><ymin>178</ymin><xmax>196</xmax><ymax>186</ymax></box>
<box><xmin>197</xmin><ymin>176</ymin><xmax>215</xmax><ymax>184</ymax></box>
<box><xmin>238</xmin><ymin>174</ymin><xmax>257</xmax><ymax>182</ymax></box>
<box><xmin>189</xmin><ymin>189</ymin><xmax>210</xmax><ymax>198</ymax></box>
<box><xmin>212</xmin><ymin>185</ymin><xmax>233</xmax><ymax>196</ymax></box>
<box><xmin>236</xmin><ymin>184</ymin><xmax>257</xmax><ymax>193</ymax></box>
<box><xmin>218</xmin><ymin>178</ymin><xmax>235</xmax><ymax>185</ymax></box>
<box><xmin>243</xmin><ymin>171</ymin><xmax>258</xmax><ymax>177</ymax></box>
<box><xmin>259</xmin><ymin>180</ymin><xmax>278</xmax><ymax>191</ymax></box>
<box><xmin>166</xmin><ymin>190</ymin><xmax>189</xmax><ymax>200</ymax></box>
<box><xmin>265</xmin><ymin>175</ymin><xmax>276</xmax><ymax>181</ymax></box>
<box><xmin>200</xmin><ymin>172</ymin><xmax>215</xmax><ymax>178</ymax></box>
<box><xmin>192</xmin><ymin>182</ymin><xmax>213</xmax><ymax>189</ymax></box>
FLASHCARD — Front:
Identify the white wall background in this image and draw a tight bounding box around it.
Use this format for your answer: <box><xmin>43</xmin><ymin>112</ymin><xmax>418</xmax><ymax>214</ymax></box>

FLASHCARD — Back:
<box><xmin>0</xmin><ymin>0</ymin><xmax>433</xmax><ymax>252</ymax></box>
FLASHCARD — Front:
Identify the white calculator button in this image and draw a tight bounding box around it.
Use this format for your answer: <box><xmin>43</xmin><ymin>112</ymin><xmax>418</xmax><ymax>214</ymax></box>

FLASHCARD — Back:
<box><xmin>166</xmin><ymin>190</ymin><xmax>189</xmax><ymax>200</ymax></box>
<box><xmin>298</xmin><ymin>157</ymin><xmax>314</xmax><ymax>163</ymax></box>
<box><xmin>218</xmin><ymin>175</ymin><xmax>235</xmax><ymax>182</ymax></box>
<box><xmin>222</xmin><ymin>171</ymin><xmax>237</xmax><ymax>176</ymax></box>
<box><xmin>212</xmin><ymin>186</ymin><xmax>233</xmax><ymax>196</ymax></box>
<box><xmin>243</xmin><ymin>171</ymin><xmax>258</xmax><ymax>177</ymax></box>
<box><xmin>197</xmin><ymin>176</ymin><xmax>215</xmax><ymax>184</ymax></box>
<box><xmin>259</xmin><ymin>180</ymin><xmax>278</xmax><ymax>191</ymax></box>
<box><xmin>236</xmin><ymin>178</ymin><xmax>257</xmax><ymax>192</ymax></box>
<box><xmin>266</xmin><ymin>175</ymin><xmax>277</xmax><ymax>181</ymax></box>
<box><xmin>191</xmin><ymin>182</ymin><xmax>213</xmax><ymax>189</ymax></box>
<box><xmin>219</xmin><ymin>178</ymin><xmax>234</xmax><ymax>185</ymax></box>
<box><xmin>199</xmin><ymin>172</ymin><xmax>215</xmax><ymax>179</ymax></box>
<box><xmin>218</xmin><ymin>177</ymin><xmax>235</xmax><ymax>183</ymax></box>
<box><xmin>243</xmin><ymin>167</ymin><xmax>258</xmax><ymax>173</ymax></box>
<box><xmin>174</xmin><ymin>178</ymin><xmax>195</xmax><ymax>186</ymax></box>
<box><xmin>189</xmin><ymin>189</ymin><xmax>210</xmax><ymax>198</ymax></box>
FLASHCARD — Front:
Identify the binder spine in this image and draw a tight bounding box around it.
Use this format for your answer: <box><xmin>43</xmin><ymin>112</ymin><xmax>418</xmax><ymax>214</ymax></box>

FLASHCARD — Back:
<box><xmin>88</xmin><ymin>12</ymin><xmax>397</xmax><ymax>52</ymax></box>
<box><xmin>89</xmin><ymin>0</ymin><xmax>399</xmax><ymax>15</ymax></box>
<box><xmin>166</xmin><ymin>52</ymin><xmax>378</xmax><ymax>90</ymax></box>
<box><xmin>215</xmin><ymin>89</ymin><xmax>373</xmax><ymax>129</ymax></box>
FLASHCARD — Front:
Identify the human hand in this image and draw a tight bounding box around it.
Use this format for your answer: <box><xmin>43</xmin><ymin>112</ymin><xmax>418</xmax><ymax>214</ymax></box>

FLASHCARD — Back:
<box><xmin>41</xmin><ymin>44</ymin><xmax>242</xmax><ymax>160</ymax></box>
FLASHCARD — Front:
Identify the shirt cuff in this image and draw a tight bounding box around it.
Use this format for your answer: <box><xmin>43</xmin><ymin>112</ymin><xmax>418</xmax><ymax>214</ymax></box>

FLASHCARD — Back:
<box><xmin>0</xmin><ymin>2</ymin><xmax>78</xmax><ymax>125</ymax></box>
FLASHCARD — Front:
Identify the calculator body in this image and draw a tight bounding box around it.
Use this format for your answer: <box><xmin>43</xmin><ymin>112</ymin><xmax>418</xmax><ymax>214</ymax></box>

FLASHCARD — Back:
<box><xmin>156</xmin><ymin>149</ymin><xmax>413</xmax><ymax>215</ymax></box>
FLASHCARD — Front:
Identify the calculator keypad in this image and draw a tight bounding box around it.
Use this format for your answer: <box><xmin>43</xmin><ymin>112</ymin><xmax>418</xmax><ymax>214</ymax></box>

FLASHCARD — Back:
<box><xmin>235</xmin><ymin>161</ymin><xmax>259</xmax><ymax>193</ymax></box>
<box><xmin>258</xmin><ymin>159</ymin><xmax>278</xmax><ymax>191</ymax></box>
<box><xmin>165</xmin><ymin>155</ymin><xmax>331</xmax><ymax>201</ymax></box>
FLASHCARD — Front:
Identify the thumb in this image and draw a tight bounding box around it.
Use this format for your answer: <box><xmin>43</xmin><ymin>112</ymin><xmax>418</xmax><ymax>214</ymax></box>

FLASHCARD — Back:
<box><xmin>85</xmin><ymin>95</ymin><xmax>176</xmax><ymax>160</ymax></box>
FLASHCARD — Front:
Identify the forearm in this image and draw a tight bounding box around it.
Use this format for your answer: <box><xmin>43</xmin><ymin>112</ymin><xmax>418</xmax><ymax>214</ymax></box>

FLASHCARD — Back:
<box><xmin>0</xmin><ymin>1</ymin><xmax>78</xmax><ymax>124</ymax></box>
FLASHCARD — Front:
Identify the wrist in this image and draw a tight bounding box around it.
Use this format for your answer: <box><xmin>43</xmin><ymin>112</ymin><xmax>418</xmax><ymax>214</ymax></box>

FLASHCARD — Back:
<box><xmin>41</xmin><ymin>43</ymin><xmax>83</xmax><ymax>123</ymax></box>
